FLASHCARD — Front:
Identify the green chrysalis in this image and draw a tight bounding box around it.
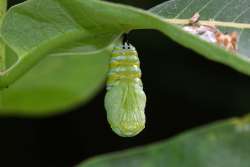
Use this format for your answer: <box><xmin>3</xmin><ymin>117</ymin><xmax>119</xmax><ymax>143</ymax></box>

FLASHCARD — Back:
<box><xmin>105</xmin><ymin>42</ymin><xmax>146</xmax><ymax>137</ymax></box>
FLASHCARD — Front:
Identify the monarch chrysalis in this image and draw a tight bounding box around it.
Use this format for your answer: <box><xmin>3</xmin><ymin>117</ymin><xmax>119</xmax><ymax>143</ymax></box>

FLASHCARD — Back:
<box><xmin>104</xmin><ymin>41</ymin><xmax>146</xmax><ymax>137</ymax></box>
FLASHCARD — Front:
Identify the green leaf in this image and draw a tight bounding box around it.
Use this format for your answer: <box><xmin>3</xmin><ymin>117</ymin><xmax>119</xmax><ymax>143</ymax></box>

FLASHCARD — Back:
<box><xmin>77</xmin><ymin>115</ymin><xmax>250</xmax><ymax>167</ymax></box>
<box><xmin>150</xmin><ymin>0</ymin><xmax>250</xmax><ymax>59</ymax></box>
<box><xmin>0</xmin><ymin>0</ymin><xmax>7</xmax><ymax>71</ymax></box>
<box><xmin>0</xmin><ymin>50</ymin><xmax>110</xmax><ymax>115</ymax></box>
<box><xmin>1</xmin><ymin>0</ymin><xmax>250</xmax><ymax>114</ymax></box>
<box><xmin>0</xmin><ymin>0</ymin><xmax>120</xmax><ymax>114</ymax></box>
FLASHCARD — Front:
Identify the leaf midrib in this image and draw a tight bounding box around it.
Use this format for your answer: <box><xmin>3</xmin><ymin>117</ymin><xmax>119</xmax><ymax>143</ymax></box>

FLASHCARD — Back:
<box><xmin>164</xmin><ymin>19</ymin><xmax>250</xmax><ymax>29</ymax></box>
<box><xmin>0</xmin><ymin>30</ymin><xmax>85</xmax><ymax>87</ymax></box>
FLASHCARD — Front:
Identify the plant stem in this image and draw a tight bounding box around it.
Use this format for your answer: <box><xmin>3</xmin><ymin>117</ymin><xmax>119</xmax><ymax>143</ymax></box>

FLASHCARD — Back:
<box><xmin>0</xmin><ymin>0</ymin><xmax>6</xmax><ymax>71</ymax></box>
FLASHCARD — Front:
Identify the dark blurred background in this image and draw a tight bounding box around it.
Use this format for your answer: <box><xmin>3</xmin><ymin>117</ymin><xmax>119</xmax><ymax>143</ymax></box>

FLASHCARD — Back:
<box><xmin>1</xmin><ymin>0</ymin><xmax>249</xmax><ymax>167</ymax></box>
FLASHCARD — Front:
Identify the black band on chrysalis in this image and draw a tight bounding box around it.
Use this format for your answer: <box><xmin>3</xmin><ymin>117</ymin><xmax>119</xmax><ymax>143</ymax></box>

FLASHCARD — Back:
<box><xmin>122</xmin><ymin>33</ymin><xmax>129</xmax><ymax>45</ymax></box>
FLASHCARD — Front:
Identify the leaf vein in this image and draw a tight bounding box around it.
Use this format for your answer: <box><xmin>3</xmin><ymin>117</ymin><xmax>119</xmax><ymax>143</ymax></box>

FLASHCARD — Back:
<box><xmin>212</xmin><ymin>0</ymin><xmax>234</xmax><ymax>19</ymax></box>
<box><xmin>232</xmin><ymin>6</ymin><xmax>250</xmax><ymax>22</ymax></box>
<box><xmin>174</xmin><ymin>0</ymin><xmax>194</xmax><ymax>18</ymax></box>
<box><xmin>164</xmin><ymin>19</ymin><xmax>250</xmax><ymax>29</ymax></box>
<box><xmin>197</xmin><ymin>0</ymin><xmax>216</xmax><ymax>13</ymax></box>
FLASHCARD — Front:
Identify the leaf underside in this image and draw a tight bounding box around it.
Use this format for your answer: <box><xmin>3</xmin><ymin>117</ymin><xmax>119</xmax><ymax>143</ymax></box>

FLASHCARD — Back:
<box><xmin>150</xmin><ymin>0</ymin><xmax>250</xmax><ymax>58</ymax></box>
<box><xmin>0</xmin><ymin>0</ymin><xmax>250</xmax><ymax>114</ymax></box>
<box><xmin>77</xmin><ymin>115</ymin><xmax>250</xmax><ymax>167</ymax></box>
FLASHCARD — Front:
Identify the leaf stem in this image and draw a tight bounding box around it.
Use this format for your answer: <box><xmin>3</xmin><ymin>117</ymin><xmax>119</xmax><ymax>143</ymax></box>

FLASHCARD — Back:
<box><xmin>0</xmin><ymin>0</ymin><xmax>6</xmax><ymax>71</ymax></box>
<box><xmin>165</xmin><ymin>19</ymin><xmax>250</xmax><ymax>29</ymax></box>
